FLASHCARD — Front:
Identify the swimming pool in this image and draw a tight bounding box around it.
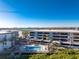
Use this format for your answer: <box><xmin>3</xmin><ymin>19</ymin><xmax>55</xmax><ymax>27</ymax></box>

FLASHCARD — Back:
<box><xmin>19</xmin><ymin>45</ymin><xmax>42</xmax><ymax>52</ymax></box>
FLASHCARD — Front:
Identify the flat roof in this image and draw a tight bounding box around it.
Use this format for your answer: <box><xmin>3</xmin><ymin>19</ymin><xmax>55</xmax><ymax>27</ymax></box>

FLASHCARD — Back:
<box><xmin>31</xmin><ymin>29</ymin><xmax>79</xmax><ymax>33</ymax></box>
<box><xmin>0</xmin><ymin>30</ymin><xmax>12</xmax><ymax>34</ymax></box>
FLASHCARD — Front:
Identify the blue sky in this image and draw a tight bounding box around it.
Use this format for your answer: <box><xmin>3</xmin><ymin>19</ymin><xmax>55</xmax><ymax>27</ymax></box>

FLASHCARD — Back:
<box><xmin>0</xmin><ymin>0</ymin><xmax>79</xmax><ymax>28</ymax></box>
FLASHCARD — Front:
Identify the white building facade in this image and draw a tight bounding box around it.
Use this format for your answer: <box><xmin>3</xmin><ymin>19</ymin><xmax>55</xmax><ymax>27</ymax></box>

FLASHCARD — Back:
<box><xmin>0</xmin><ymin>30</ymin><xmax>18</xmax><ymax>52</ymax></box>
<box><xmin>29</xmin><ymin>28</ymin><xmax>79</xmax><ymax>48</ymax></box>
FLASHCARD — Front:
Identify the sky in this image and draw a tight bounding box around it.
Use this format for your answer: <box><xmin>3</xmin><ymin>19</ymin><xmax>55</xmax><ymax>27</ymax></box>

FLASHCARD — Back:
<box><xmin>0</xmin><ymin>0</ymin><xmax>79</xmax><ymax>28</ymax></box>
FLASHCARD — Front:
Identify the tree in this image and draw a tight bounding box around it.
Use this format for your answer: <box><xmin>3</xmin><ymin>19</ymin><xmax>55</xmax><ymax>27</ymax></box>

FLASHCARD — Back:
<box><xmin>48</xmin><ymin>42</ymin><xmax>60</xmax><ymax>54</ymax></box>
<box><xmin>22</xmin><ymin>30</ymin><xmax>30</xmax><ymax>37</ymax></box>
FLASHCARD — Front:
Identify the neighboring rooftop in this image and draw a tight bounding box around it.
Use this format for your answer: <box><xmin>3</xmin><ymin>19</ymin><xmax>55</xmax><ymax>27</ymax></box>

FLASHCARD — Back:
<box><xmin>31</xmin><ymin>29</ymin><xmax>79</xmax><ymax>33</ymax></box>
<box><xmin>0</xmin><ymin>30</ymin><xmax>17</xmax><ymax>34</ymax></box>
<box><xmin>0</xmin><ymin>30</ymin><xmax>10</xmax><ymax>34</ymax></box>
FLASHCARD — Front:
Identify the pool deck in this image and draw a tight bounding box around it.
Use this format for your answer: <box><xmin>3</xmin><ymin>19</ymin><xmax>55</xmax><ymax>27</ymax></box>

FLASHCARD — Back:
<box><xmin>15</xmin><ymin>50</ymin><xmax>49</xmax><ymax>54</ymax></box>
<box><xmin>15</xmin><ymin>44</ymin><xmax>49</xmax><ymax>54</ymax></box>
<box><xmin>20</xmin><ymin>39</ymin><xmax>50</xmax><ymax>45</ymax></box>
<box><xmin>15</xmin><ymin>39</ymin><xmax>49</xmax><ymax>54</ymax></box>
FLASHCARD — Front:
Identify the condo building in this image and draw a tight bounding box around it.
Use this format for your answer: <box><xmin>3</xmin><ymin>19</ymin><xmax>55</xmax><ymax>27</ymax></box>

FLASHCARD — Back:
<box><xmin>0</xmin><ymin>30</ymin><xmax>18</xmax><ymax>52</ymax></box>
<box><xmin>29</xmin><ymin>28</ymin><xmax>79</xmax><ymax>48</ymax></box>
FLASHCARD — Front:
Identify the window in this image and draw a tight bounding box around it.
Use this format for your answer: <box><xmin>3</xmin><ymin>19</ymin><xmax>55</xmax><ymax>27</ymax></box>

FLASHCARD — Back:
<box><xmin>74</xmin><ymin>37</ymin><xmax>79</xmax><ymax>39</ymax></box>
<box><xmin>61</xmin><ymin>39</ymin><xmax>68</xmax><ymax>41</ymax></box>
<box><xmin>53</xmin><ymin>36</ymin><xmax>68</xmax><ymax>38</ymax></box>
<box><xmin>53</xmin><ymin>32</ymin><xmax>68</xmax><ymax>35</ymax></box>
<box><xmin>37</xmin><ymin>37</ymin><xmax>42</xmax><ymax>39</ymax></box>
<box><xmin>73</xmin><ymin>40</ymin><xmax>79</xmax><ymax>42</ymax></box>
<box><xmin>73</xmin><ymin>33</ymin><xmax>79</xmax><ymax>35</ymax></box>
<box><xmin>44</xmin><ymin>32</ymin><xmax>49</xmax><ymax>34</ymax></box>
<box><xmin>61</xmin><ymin>43</ymin><xmax>70</xmax><ymax>45</ymax></box>
<box><xmin>37</xmin><ymin>32</ymin><xmax>43</xmax><ymax>34</ymax></box>
<box><xmin>30</xmin><ymin>37</ymin><xmax>34</xmax><ymax>39</ymax></box>
<box><xmin>30</xmin><ymin>32</ymin><xmax>35</xmax><ymax>36</ymax></box>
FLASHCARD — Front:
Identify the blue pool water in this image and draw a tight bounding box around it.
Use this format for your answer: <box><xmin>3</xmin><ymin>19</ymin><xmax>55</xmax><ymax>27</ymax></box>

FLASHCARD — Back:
<box><xmin>19</xmin><ymin>45</ymin><xmax>41</xmax><ymax>52</ymax></box>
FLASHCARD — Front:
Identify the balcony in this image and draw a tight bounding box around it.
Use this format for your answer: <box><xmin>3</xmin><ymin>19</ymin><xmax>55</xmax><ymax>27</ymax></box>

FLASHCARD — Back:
<box><xmin>73</xmin><ymin>42</ymin><xmax>79</xmax><ymax>45</ymax></box>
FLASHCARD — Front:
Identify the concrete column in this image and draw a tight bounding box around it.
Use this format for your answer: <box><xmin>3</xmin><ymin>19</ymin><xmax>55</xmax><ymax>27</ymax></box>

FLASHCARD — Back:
<box><xmin>34</xmin><ymin>32</ymin><xmax>37</xmax><ymax>40</ymax></box>
<box><xmin>49</xmin><ymin>32</ymin><xmax>53</xmax><ymax>40</ymax></box>
<box><xmin>69</xmin><ymin>32</ymin><xmax>73</xmax><ymax>48</ymax></box>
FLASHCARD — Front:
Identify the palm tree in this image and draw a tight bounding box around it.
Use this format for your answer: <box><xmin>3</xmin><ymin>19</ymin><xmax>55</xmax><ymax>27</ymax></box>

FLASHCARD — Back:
<box><xmin>48</xmin><ymin>42</ymin><xmax>60</xmax><ymax>54</ymax></box>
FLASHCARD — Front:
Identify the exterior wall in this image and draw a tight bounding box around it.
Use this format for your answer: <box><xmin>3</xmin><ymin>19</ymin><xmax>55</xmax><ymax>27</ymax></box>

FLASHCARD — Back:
<box><xmin>0</xmin><ymin>43</ymin><xmax>4</xmax><ymax>52</ymax></box>
<box><xmin>29</xmin><ymin>31</ymin><xmax>79</xmax><ymax>48</ymax></box>
<box><xmin>4</xmin><ymin>41</ymin><xmax>12</xmax><ymax>48</ymax></box>
<box><xmin>29</xmin><ymin>32</ymin><xmax>69</xmax><ymax>40</ymax></box>
<box><xmin>0</xmin><ymin>31</ymin><xmax>18</xmax><ymax>52</ymax></box>
<box><xmin>18</xmin><ymin>31</ymin><xmax>23</xmax><ymax>37</ymax></box>
<box><xmin>30</xmin><ymin>32</ymin><xmax>51</xmax><ymax>40</ymax></box>
<box><xmin>0</xmin><ymin>34</ymin><xmax>5</xmax><ymax>41</ymax></box>
<box><xmin>12</xmin><ymin>31</ymin><xmax>19</xmax><ymax>37</ymax></box>
<box><xmin>5</xmin><ymin>33</ymin><xmax>12</xmax><ymax>40</ymax></box>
